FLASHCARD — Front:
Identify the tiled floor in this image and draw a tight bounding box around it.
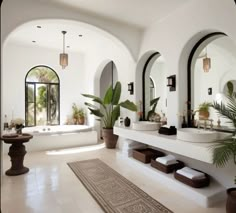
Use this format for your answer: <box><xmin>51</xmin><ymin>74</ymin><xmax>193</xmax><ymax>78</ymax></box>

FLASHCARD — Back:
<box><xmin>1</xmin><ymin>144</ymin><xmax>225</xmax><ymax>213</ymax></box>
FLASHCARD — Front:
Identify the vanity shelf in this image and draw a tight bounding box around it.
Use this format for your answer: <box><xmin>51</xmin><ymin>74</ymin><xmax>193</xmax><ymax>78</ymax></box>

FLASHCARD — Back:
<box><xmin>114</xmin><ymin>126</ymin><xmax>215</xmax><ymax>164</ymax></box>
<box><xmin>117</xmin><ymin>153</ymin><xmax>226</xmax><ymax>208</ymax></box>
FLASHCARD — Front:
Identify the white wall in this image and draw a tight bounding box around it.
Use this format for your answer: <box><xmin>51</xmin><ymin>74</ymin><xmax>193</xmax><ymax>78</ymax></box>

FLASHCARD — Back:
<box><xmin>139</xmin><ymin>0</ymin><xmax>236</xmax><ymax>127</ymax></box>
<box><xmin>138</xmin><ymin>0</ymin><xmax>236</xmax><ymax>188</ymax></box>
<box><xmin>2</xmin><ymin>42</ymin><xmax>86</xmax><ymax>125</ymax></box>
<box><xmin>3</xmin><ymin>36</ymin><xmax>137</xmax><ymax>128</ymax></box>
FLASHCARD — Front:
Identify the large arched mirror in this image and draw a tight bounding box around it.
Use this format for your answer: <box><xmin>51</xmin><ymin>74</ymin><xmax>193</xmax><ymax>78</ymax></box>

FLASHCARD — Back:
<box><xmin>188</xmin><ymin>32</ymin><xmax>236</xmax><ymax>129</ymax></box>
<box><xmin>142</xmin><ymin>52</ymin><xmax>167</xmax><ymax>120</ymax></box>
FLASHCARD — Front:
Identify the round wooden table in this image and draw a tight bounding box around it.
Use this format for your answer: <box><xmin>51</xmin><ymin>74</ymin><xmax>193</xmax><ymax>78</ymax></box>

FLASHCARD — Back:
<box><xmin>1</xmin><ymin>133</ymin><xmax>33</xmax><ymax>176</ymax></box>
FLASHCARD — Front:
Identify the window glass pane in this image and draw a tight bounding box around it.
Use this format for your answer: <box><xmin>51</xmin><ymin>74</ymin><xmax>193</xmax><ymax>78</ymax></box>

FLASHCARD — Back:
<box><xmin>36</xmin><ymin>84</ymin><xmax>47</xmax><ymax>125</ymax></box>
<box><xmin>26</xmin><ymin>67</ymin><xmax>59</xmax><ymax>83</ymax></box>
<box><xmin>27</xmin><ymin>103</ymin><xmax>35</xmax><ymax>126</ymax></box>
<box><xmin>27</xmin><ymin>84</ymin><xmax>34</xmax><ymax>103</ymax></box>
<box><xmin>49</xmin><ymin>85</ymin><xmax>59</xmax><ymax>125</ymax></box>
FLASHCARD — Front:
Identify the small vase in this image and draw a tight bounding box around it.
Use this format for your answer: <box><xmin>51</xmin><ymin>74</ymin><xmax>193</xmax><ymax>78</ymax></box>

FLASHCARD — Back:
<box><xmin>16</xmin><ymin>127</ymin><xmax>22</xmax><ymax>135</ymax></box>
<box><xmin>15</xmin><ymin>124</ymin><xmax>23</xmax><ymax>135</ymax></box>
<box><xmin>124</xmin><ymin>117</ymin><xmax>131</xmax><ymax>127</ymax></box>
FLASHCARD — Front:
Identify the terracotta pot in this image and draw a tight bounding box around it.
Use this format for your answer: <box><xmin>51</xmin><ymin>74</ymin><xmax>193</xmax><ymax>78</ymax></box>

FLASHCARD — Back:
<box><xmin>102</xmin><ymin>128</ymin><xmax>118</xmax><ymax>149</ymax></box>
<box><xmin>77</xmin><ymin>117</ymin><xmax>85</xmax><ymax>125</ymax></box>
<box><xmin>226</xmin><ymin>188</ymin><xmax>236</xmax><ymax>213</ymax></box>
<box><xmin>199</xmin><ymin>111</ymin><xmax>209</xmax><ymax>119</ymax></box>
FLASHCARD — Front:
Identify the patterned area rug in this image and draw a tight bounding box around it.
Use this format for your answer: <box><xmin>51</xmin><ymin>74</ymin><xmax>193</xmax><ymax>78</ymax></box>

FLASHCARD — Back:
<box><xmin>68</xmin><ymin>159</ymin><xmax>173</xmax><ymax>213</ymax></box>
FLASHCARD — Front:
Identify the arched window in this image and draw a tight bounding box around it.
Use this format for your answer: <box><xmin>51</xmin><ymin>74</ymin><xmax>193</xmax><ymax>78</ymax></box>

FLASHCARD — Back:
<box><xmin>25</xmin><ymin>66</ymin><xmax>60</xmax><ymax>126</ymax></box>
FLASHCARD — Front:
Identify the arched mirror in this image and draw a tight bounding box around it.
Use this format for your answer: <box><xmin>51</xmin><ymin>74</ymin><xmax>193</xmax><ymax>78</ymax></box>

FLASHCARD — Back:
<box><xmin>188</xmin><ymin>32</ymin><xmax>236</xmax><ymax>129</ymax></box>
<box><xmin>142</xmin><ymin>52</ymin><xmax>167</xmax><ymax>121</ymax></box>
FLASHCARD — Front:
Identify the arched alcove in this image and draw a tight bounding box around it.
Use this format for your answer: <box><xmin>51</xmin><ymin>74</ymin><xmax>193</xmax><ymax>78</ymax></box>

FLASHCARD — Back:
<box><xmin>136</xmin><ymin>51</ymin><xmax>167</xmax><ymax>120</ymax></box>
<box><xmin>178</xmin><ymin>30</ymin><xmax>226</xmax><ymax>126</ymax></box>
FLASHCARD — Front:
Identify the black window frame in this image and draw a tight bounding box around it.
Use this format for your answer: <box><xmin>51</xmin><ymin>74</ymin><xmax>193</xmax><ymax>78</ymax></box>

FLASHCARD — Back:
<box><xmin>25</xmin><ymin>65</ymin><xmax>60</xmax><ymax>127</ymax></box>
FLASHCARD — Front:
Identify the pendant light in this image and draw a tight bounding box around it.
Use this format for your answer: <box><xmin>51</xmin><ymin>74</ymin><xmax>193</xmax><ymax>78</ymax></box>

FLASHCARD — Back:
<box><xmin>60</xmin><ymin>31</ymin><xmax>68</xmax><ymax>69</ymax></box>
<box><xmin>203</xmin><ymin>47</ymin><xmax>211</xmax><ymax>72</ymax></box>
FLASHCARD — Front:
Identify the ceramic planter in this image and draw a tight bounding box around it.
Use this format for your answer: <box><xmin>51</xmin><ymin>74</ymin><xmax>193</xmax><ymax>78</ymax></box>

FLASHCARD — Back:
<box><xmin>226</xmin><ymin>188</ymin><xmax>236</xmax><ymax>213</ymax></box>
<box><xmin>102</xmin><ymin>128</ymin><xmax>118</xmax><ymax>149</ymax></box>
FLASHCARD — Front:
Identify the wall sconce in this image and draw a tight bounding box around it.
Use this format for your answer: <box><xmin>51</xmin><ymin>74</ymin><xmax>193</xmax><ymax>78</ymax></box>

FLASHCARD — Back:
<box><xmin>167</xmin><ymin>75</ymin><xmax>176</xmax><ymax>91</ymax></box>
<box><xmin>128</xmin><ymin>82</ymin><xmax>134</xmax><ymax>95</ymax></box>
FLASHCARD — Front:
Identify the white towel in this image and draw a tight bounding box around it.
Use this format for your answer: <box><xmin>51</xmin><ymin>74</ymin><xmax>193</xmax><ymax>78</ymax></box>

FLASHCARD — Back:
<box><xmin>176</xmin><ymin>167</ymin><xmax>205</xmax><ymax>180</ymax></box>
<box><xmin>156</xmin><ymin>155</ymin><xmax>178</xmax><ymax>165</ymax></box>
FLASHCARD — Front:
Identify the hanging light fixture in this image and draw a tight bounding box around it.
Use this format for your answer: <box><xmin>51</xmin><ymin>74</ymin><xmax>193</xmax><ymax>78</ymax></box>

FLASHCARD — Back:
<box><xmin>60</xmin><ymin>31</ymin><xmax>68</xmax><ymax>69</ymax></box>
<box><xmin>203</xmin><ymin>47</ymin><xmax>211</xmax><ymax>72</ymax></box>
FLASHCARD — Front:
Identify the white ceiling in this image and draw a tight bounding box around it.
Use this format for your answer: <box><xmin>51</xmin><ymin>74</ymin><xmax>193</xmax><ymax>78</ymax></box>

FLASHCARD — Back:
<box><xmin>37</xmin><ymin>0</ymin><xmax>189</xmax><ymax>28</ymax></box>
<box><xmin>6</xmin><ymin>1</ymin><xmax>190</xmax><ymax>53</ymax></box>
<box><xmin>7</xmin><ymin>20</ymin><xmax>116</xmax><ymax>53</ymax></box>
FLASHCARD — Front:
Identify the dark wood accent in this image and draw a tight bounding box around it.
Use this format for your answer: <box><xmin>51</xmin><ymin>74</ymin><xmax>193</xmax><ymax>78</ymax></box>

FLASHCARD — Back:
<box><xmin>1</xmin><ymin>134</ymin><xmax>33</xmax><ymax>176</ymax></box>
<box><xmin>133</xmin><ymin>148</ymin><xmax>165</xmax><ymax>164</ymax></box>
<box><xmin>151</xmin><ymin>159</ymin><xmax>184</xmax><ymax>174</ymax></box>
<box><xmin>187</xmin><ymin>32</ymin><xmax>226</xmax><ymax>125</ymax></box>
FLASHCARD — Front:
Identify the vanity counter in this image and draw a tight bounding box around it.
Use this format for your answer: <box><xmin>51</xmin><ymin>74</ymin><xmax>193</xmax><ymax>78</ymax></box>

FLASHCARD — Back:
<box><xmin>114</xmin><ymin>126</ymin><xmax>214</xmax><ymax>163</ymax></box>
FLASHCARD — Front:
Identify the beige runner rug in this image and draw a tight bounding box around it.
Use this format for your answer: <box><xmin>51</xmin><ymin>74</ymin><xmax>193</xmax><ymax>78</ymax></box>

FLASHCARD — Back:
<box><xmin>68</xmin><ymin>159</ymin><xmax>173</xmax><ymax>213</ymax></box>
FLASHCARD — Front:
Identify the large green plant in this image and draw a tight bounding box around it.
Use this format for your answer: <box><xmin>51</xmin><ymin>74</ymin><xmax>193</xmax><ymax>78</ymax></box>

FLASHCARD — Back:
<box><xmin>211</xmin><ymin>81</ymin><xmax>236</xmax><ymax>184</ymax></box>
<box><xmin>82</xmin><ymin>81</ymin><xmax>137</xmax><ymax>129</ymax></box>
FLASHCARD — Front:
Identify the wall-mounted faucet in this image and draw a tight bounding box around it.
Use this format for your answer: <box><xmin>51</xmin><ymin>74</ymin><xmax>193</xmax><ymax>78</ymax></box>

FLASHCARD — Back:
<box><xmin>197</xmin><ymin>119</ymin><xmax>214</xmax><ymax>130</ymax></box>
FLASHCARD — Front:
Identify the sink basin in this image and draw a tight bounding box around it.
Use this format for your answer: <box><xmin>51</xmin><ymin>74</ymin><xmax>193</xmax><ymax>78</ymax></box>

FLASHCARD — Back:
<box><xmin>177</xmin><ymin>128</ymin><xmax>232</xmax><ymax>143</ymax></box>
<box><xmin>132</xmin><ymin>121</ymin><xmax>160</xmax><ymax>131</ymax></box>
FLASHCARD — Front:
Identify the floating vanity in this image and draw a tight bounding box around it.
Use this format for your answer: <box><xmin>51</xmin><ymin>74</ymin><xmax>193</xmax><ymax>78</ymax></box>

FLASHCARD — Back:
<box><xmin>114</xmin><ymin>126</ymin><xmax>223</xmax><ymax>163</ymax></box>
<box><xmin>114</xmin><ymin>126</ymin><xmax>228</xmax><ymax>207</ymax></box>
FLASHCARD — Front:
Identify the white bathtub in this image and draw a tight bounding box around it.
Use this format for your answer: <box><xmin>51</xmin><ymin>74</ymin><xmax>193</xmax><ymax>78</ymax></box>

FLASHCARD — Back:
<box><xmin>23</xmin><ymin>125</ymin><xmax>93</xmax><ymax>135</ymax></box>
<box><xmin>3</xmin><ymin>125</ymin><xmax>98</xmax><ymax>153</ymax></box>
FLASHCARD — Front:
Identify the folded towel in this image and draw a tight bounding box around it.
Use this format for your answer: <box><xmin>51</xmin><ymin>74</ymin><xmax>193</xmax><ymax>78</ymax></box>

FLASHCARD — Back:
<box><xmin>176</xmin><ymin>167</ymin><xmax>205</xmax><ymax>180</ymax></box>
<box><xmin>156</xmin><ymin>155</ymin><xmax>178</xmax><ymax>165</ymax></box>
<box><xmin>162</xmin><ymin>125</ymin><xmax>170</xmax><ymax>129</ymax></box>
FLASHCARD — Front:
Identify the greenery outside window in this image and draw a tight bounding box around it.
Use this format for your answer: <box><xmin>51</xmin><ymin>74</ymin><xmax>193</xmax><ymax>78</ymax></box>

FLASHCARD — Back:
<box><xmin>25</xmin><ymin>66</ymin><xmax>60</xmax><ymax>126</ymax></box>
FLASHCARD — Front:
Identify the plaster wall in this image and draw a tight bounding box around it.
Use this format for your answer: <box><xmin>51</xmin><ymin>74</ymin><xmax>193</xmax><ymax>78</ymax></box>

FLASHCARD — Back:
<box><xmin>139</xmin><ymin>0</ymin><xmax>236</xmax><ymax>127</ymax></box>
<box><xmin>137</xmin><ymin>0</ymin><xmax>236</xmax><ymax>188</ymax></box>
<box><xmin>2</xmin><ymin>42</ymin><xmax>86</xmax><ymax>125</ymax></box>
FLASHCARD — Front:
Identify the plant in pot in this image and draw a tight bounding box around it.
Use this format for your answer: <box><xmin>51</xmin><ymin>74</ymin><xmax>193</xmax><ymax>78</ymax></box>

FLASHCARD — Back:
<box><xmin>146</xmin><ymin>97</ymin><xmax>160</xmax><ymax>121</ymax></box>
<box><xmin>77</xmin><ymin>108</ymin><xmax>85</xmax><ymax>125</ymax></box>
<box><xmin>197</xmin><ymin>101</ymin><xmax>211</xmax><ymax>119</ymax></box>
<box><xmin>72</xmin><ymin>103</ymin><xmax>79</xmax><ymax>124</ymax></box>
<box><xmin>211</xmin><ymin>81</ymin><xmax>236</xmax><ymax>213</ymax></box>
<box><xmin>82</xmin><ymin>81</ymin><xmax>137</xmax><ymax>148</ymax></box>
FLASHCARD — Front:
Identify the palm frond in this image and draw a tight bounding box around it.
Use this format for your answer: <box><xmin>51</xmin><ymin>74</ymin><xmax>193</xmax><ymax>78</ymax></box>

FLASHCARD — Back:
<box><xmin>211</xmin><ymin>140</ymin><xmax>236</xmax><ymax>167</ymax></box>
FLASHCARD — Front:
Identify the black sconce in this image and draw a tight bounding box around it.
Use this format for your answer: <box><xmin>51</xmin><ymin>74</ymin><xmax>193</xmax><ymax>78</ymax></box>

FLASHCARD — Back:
<box><xmin>128</xmin><ymin>82</ymin><xmax>134</xmax><ymax>95</ymax></box>
<box><xmin>167</xmin><ymin>75</ymin><xmax>176</xmax><ymax>91</ymax></box>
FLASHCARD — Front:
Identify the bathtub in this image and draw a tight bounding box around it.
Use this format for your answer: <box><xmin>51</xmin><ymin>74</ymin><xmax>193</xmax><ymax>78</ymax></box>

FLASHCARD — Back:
<box><xmin>23</xmin><ymin>125</ymin><xmax>93</xmax><ymax>135</ymax></box>
<box><xmin>3</xmin><ymin>125</ymin><xmax>98</xmax><ymax>153</ymax></box>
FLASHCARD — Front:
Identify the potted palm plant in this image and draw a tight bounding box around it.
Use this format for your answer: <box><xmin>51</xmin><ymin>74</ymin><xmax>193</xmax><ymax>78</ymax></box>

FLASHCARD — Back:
<box><xmin>82</xmin><ymin>81</ymin><xmax>137</xmax><ymax>148</ymax></box>
<box><xmin>211</xmin><ymin>81</ymin><xmax>236</xmax><ymax>213</ymax></box>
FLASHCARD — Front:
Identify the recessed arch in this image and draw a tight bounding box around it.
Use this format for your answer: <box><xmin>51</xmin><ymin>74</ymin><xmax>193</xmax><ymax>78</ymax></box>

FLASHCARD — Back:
<box><xmin>178</xmin><ymin>30</ymin><xmax>228</xmax><ymax>126</ymax></box>
<box><xmin>186</xmin><ymin>32</ymin><xmax>226</xmax><ymax>124</ymax></box>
